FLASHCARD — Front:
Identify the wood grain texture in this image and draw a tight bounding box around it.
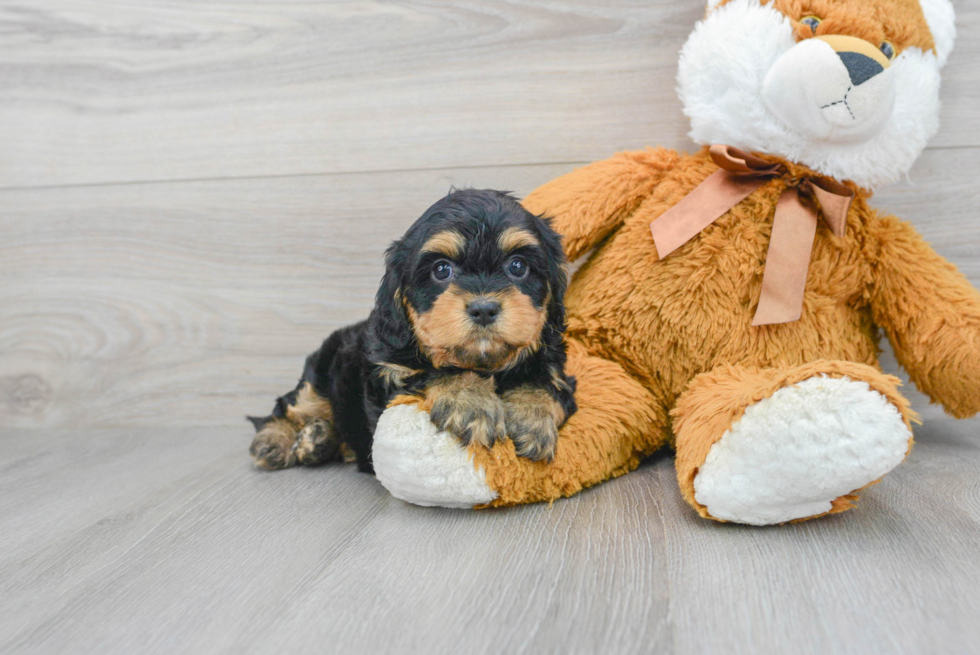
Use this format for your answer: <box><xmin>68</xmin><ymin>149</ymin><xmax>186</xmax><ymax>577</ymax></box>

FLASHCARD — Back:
<box><xmin>1</xmin><ymin>0</ymin><xmax>976</xmax><ymax>189</ymax></box>
<box><xmin>0</xmin><ymin>0</ymin><xmax>699</xmax><ymax>189</ymax></box>
<box><xmin>658</xmin><ymin>419</ymin><xmax>980</xmax><ymax>655</ymax></box>
<box><xmin>0</xmin><ymin>422</ymin><xmax>978</xmax><ymax>655</ymax></box>
<box><xmin>0</xmin><ymin>164</ymin><xmax>575</xmax><ymax>429</ymax></box>
<box><xmin>2</xmin><ymin>149</ymin><xmax>977</xmax><ymax>429</ymax></box>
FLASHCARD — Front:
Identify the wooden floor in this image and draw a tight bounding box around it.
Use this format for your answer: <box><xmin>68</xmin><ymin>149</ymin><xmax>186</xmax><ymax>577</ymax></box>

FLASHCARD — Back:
<box><xmin>2</xmin><ymin>2</ymin><xmax>979</xmax><ymax>653</ymax></box>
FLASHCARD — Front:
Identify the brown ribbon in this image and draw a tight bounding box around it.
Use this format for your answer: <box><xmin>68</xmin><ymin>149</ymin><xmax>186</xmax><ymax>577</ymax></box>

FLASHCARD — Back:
<box><xmin>650</xmin><ymin>145</ymin><xmax>854</xmax><ymax>326</ymax></box>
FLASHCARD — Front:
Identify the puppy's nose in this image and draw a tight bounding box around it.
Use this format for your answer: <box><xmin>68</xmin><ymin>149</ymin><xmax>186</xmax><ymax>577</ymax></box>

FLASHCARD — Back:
<box><xmin>838</xmin><ymin>51</ymin><xmax>884</xmax><ymax>86</ymax></box>
<box><xmin>467</xmin><ymin>299</ymin><xmax>501</xmax><ymax>326</ymax></box>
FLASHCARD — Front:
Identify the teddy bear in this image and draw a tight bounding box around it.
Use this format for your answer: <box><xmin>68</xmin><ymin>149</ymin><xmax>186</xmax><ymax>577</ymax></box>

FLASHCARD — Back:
<box><xmin>370</xmin><ymin>0</ymin><xmax>978</xmax><ymax>524</ymax></box>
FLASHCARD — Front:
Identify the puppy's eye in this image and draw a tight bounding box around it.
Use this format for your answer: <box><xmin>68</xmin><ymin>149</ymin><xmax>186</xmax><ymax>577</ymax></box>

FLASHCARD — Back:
<box><xmin>506</xmin><ymin>256</ymin><xmax>529</xmax><ymax>279</ymax></box>
<box><xmin>800</xmin><ymin>16</ymin><xmax>821</xmax><ymax>33</ymax></box>
<box><xmin>431</xmin><ymin>260</ymin><xmax>454</xmax><ymax>282</ymax></box>
<box><xmin>880</xmin><ymin>41</ymin><xmax>896</xmax><ymax>59</ymax></box>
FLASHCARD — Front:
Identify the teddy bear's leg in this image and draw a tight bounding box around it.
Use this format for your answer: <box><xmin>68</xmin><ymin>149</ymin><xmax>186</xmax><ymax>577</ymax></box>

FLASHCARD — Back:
<box><xmin>673</xmin><ymin>361</ymin><xmax>918</xmax><ymax>525</ymax></box>
<box><xmin>372</xmin><ymin>339</ymin><xmax>669</xmax><ymax>508</ymax></box>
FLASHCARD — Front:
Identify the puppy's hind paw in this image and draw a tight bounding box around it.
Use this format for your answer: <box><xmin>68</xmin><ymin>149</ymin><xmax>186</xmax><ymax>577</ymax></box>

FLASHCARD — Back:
<box><xmin>249</xmin><ymin>418</ymin><xmax>299</xmax><ymax>470</ymax></box>
<box><xmin>292</xmin><ymin>418</ymin><xmax>341</xmax><ymax>466</ymax></box>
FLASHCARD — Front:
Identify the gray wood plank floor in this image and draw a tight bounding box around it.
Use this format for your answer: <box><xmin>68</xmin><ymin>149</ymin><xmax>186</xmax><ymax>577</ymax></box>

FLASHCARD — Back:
<box><xmin>2</xmin><ymin>1</ymin><xmax>979</xmax><ymax>653</ymax></box>
<box><xmin>2</xmin><ymin>421</ymin><xmax>979</xmax><ymax>655</ymax></box>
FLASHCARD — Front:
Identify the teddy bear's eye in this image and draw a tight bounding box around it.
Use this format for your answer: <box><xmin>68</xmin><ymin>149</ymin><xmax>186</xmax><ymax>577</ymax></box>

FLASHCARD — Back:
<box><xmin>800</xmin><ymin>16</ymin><xmax>821</xmax><ymax>33</ymax></box>
<box><xmin>880</xmin><ymin>41</ymin><xmax>896</xmax><ymax>60</ymax></box>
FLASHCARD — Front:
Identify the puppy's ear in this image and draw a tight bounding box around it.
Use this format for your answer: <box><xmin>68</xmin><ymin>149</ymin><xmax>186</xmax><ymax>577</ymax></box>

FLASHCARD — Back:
<box><xmin>537</xmin><ymin>215</ymin><xmax>569</xmax><ymax>330</ymax></box>
<box><xmin>368</xmin><ymin>239</ymin><xmax>415</xmax><ymax>359</ymax></box>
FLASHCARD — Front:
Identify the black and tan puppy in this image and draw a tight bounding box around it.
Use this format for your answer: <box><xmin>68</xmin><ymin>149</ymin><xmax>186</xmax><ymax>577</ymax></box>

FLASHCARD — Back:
<box><xmin>249</xmin><ymin>189</ymin><xmax>576</xmax><ymax>474</ymax></box>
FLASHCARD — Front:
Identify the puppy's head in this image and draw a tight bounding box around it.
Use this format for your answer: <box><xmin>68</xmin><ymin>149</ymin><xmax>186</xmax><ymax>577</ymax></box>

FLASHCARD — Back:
<box><xmin>375</xmin><ymin>189</ymin><xmax>567</xmax><ymax>372</ymax></box>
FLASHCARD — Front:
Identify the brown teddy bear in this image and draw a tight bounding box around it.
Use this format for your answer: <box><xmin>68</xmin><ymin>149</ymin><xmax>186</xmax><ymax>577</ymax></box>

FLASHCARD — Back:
<box><xmin>371</xmin><ymin>0</ymin><xmax>978</xmax><ymax>524</ymax></box>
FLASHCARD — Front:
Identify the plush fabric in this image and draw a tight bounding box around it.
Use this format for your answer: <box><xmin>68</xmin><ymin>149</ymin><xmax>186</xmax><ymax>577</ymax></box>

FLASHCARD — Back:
<box><xmin>372</xmin><ymin>401</ymin><xmax>498</xmax><ymax>508</ymax></box>
<box><xmin>516</xmin><ymin>145</ymin><xmax>979</xmax><ymax>522</ymax></box>
<box><xmin>673</xmin><ymin>361</ymin><xmax>916</xmax><ymax>523</ymax></box>
<box><xmin>370</xmin><ymin>0</ymin><xmax>978</xmax><ymax>525</ymax></box>
<box><xmin>470</xmin><ymin>340</ymin><xmax>667</xmax><ymax>507</ymax></box>
<box><xmin>680</xmin><ymin>0</ymin><xmax>945</xmax><ymax>190</ymax></box>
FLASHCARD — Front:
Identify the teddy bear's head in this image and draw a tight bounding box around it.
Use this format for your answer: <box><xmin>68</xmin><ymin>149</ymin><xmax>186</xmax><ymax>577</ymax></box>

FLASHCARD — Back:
<box><xmin>677</xmin><ymin>0</ymin><xmax>955</xmax><ymax>190</ymax></box>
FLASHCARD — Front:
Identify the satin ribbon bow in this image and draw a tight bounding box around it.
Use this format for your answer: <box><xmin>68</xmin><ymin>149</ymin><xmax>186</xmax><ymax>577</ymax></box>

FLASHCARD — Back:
<box><xmin>649</xmin><ymin>145</ymin><xmax>854</xmax><ymax>326</ymax></box>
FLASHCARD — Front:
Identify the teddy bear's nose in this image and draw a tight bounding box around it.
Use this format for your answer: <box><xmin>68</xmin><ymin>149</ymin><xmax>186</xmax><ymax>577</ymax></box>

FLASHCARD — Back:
<box><xmin>838</xmin><ymin>52</ymin><xmax>884</xmax><ymax>86</ymax></box>
<box><xmin>813</xmin><ymin>34</ymin><xmax>891</xmax><ymax>86</ymax></box>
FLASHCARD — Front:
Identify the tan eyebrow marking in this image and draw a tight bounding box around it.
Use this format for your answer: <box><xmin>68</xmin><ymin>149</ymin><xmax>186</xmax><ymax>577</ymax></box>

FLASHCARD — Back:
<box><xmin>498</xmin><ymin>227</ymin><xmax>540</xmax><ymax>253</ymax></box>
<box><xmin>420</xmin><ymin>230</ymin><xmax>466</xmax><ymax>258</ymax></box>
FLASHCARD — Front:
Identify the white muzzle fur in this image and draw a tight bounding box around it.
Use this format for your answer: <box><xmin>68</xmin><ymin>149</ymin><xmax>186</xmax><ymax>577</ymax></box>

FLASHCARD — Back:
<box><xmin>762</xmin><ymin>36</ymin><xmax>895</xmax><ymax>144</ymax></box>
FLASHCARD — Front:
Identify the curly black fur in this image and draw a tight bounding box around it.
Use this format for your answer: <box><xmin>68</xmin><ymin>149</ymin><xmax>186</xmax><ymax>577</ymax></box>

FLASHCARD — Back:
<box><xmin>249</xmin><ymin>188</ymin><xmax>577</xmax><ymax>473</ymax></box>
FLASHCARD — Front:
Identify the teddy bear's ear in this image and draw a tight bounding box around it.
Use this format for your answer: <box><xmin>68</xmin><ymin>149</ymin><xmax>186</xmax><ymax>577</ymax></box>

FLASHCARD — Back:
<box><xmin>920</xmin><ymin>0</ymin><xmax>956</xmax><ymax>68</ymax></box>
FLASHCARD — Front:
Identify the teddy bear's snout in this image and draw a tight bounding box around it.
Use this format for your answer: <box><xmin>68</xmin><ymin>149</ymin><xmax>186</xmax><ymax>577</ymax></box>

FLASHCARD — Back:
<box><xmin>762</xmin><ymin>34</ymin><xmax>896</xmax><ymax>145</ymax></box>
<box><xmin>838</xmin><ymin>51</ymin><xmax>885</xmax><ymax>87</ymax></box>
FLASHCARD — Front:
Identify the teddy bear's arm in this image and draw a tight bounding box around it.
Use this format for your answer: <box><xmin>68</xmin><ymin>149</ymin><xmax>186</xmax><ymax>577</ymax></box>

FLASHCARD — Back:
<box><xmin>523</xmin><ymin>148</ymin><xmax>680</xmax><ymax>261</ymax></box>
<box><xmin>867</xmin><ymin>212</ymin><xmax>980</xmax><ymax>418</ymax></box>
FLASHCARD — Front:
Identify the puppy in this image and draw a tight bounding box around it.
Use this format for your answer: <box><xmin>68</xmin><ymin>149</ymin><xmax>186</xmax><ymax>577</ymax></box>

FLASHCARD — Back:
<box><xmin>249</xmin><ymin>189</ymin><xmax>577</xmax><ymax>473</ymax></box>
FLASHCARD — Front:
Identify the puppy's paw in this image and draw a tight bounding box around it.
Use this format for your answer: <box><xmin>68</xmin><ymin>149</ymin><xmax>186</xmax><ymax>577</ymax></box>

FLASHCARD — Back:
<box><xmin>424</xmin><ymin>373</ymin><xmax>507</xmax><ymax>449</ymax></box>
<box><xmin>503</xmin><ymin>386</ymin><xmax>564</xmax><ymax>462</ymax></box>
<box><xmin>509</xmin><ymin>416</ymin><xmax>558</xmax><ymax>463</ymax></box>
<box><xmin>292</xmin><ymin>418</ymin><xmax>341</xmax><ymax>466</ymax></box>
<box><xmin>429</xmin><ymin>395</ymin><xmax>507</xmax><ymax>449</ymax></box>
<box><xmin>249</xmin><ymin>419</ymin><xmax>299</xmax><ymax>470</ymax></box>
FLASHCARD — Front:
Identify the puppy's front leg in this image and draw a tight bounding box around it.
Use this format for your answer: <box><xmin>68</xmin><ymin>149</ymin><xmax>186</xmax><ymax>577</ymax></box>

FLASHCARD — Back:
<box><xmin>501</xmin><ymin>386</ymin><xmax>568</xmax><ymax>462</ymax></box>
<box><xmin>421</xmin><ymin>372</ymin><xmax>507</xmax><ymax>449</ymax></box>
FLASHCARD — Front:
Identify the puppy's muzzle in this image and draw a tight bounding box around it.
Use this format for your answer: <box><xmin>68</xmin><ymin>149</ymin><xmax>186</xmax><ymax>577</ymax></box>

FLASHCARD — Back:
<box><xmin>466</xmin><ymin>298</ymin><xmax>501</xmax><ymax>327</ymax></box>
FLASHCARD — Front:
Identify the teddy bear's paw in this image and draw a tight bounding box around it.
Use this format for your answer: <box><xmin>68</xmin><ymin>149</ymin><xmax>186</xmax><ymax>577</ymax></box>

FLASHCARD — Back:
<box><xmin>693</xmin><ymin>376</ymin><xmax>912</xmax><ymax>525</ymax></box>
<box><xmin>372</xmin><ymin>403</ymin><xmax>498</xmax><ymax>509</ymax></box>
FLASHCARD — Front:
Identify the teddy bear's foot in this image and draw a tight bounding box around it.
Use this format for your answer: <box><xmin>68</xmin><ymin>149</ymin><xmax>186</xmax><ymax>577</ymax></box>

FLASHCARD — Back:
<box><xmin>372</xmin><ymin>340</ymin><xmax>669</xmax><ymax>508</ymax></box>
<box><xmin>674</xmin><ymin>361</ymin><xmax>917</xmax><ymax>525</ymax></box>
<box><xmin>693</xmin><ymin>377</ymin><xmax>909</xmax><ymax>524</ymax></box>
<box><xmin>372</xmin><ymin>401</ymin><xmax>498</xmax><ymax>508</ymax></box>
